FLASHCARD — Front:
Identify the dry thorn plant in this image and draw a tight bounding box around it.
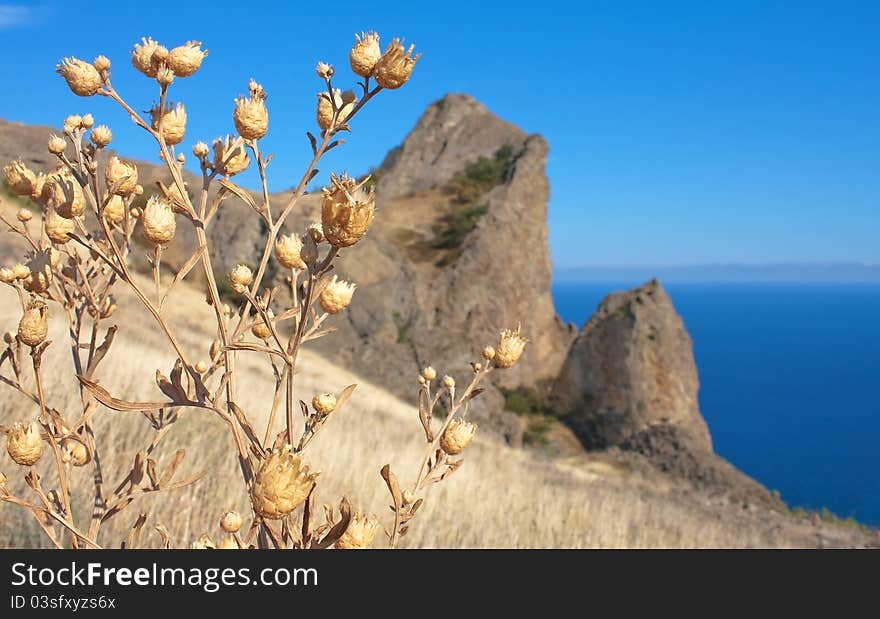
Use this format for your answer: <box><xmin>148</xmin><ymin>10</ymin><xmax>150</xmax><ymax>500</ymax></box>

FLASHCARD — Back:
<box><xmin>0</xmin><ymin>33</ymin><xmax>529</xmax><ymax>549</ymax></box>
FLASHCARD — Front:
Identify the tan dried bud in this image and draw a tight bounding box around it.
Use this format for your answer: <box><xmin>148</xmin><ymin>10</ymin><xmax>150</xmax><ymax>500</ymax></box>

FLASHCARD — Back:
<box><xmin>60</xmin><ymin>436</ymin><xmax>90</xmax><ymax>467</ymax></box>
<box><xmin>212</xmin><ymin>136</ymin><xmax>250</xmax><ymax>176</ymax></box>
<box><xmin>102</xmin><ymin>194</ymin><xmax>125</xmax><ymax>225</ymax></box>
<box><xmin>80</xmin><ymin>114</ymin><xmax>94</xmax><ymax>129</ymax></box>
<box><xmin>47</xmin><ymin>134</ymin><xmax>67</xmax><ymax>155</ymax></box>
<box><xmin>45</xmin><ymin>208</ymin><xmax>75</xmax><ymax>244</ymax></box>
<box><xmin>142</xmin><ymin>196</ymin><xmax>176</xmax><ymax>245</ymax></box>
<box><xmin>176</xmin><ymin>153</ymin><xmax>185</xmax><ymax>164</ymax></box>
<box><xmin>129</xmin><ymin>207</ymin><xmax>141</xmax><ymax>219</ymax></box>
<box><xmin>63</xmin><ymin>115</ymin><xmax>82</xmax><ymax>134</ymax></box>
<box><xmin>192</xmin><ymin>141</ymin><xmax>209</xmax><ymax>159</ymax></box>
<box><xmin>421</xmin><ymin>366</ymin><xmax>437</xmax><ymax>381</ymax></box>
<box><xmin>481</xmin><ymin>345</ymin><xmax>495</xmax><ymax>361</ymax></box>
<box><xmin>168</xmin><ymin>41</ymin><xmax>207</xmax><ymax>77</ymax></box>
<box><xmin>3</xmin><ymin>160</ymin><xmax>36</xmax><ymax>197</ymax></box>
<box><xmin>105</xmin><ymin>156</ymin><xmax>139</xmax><ymax>195</ymax></box>
<box><xmin>6</xmin><ymin>421</ymin><xmax>44</xmax><ymax>466</ymax></box>
<box><xmin>16</xmin><ymin>208</ymin><xmax>32</xmax><ymax>222</ymax></box>
<box><xmin>442</xmin><ymin>375</ymin><xmax>455</xmax><ymax>389</ymax></box>
<box><xmin>12</xmin><ymin>263</ymin><xmax>30</xmax><ymax>280</ymax></box>
<box><xmin>374</xmin><ymin>38</ymin><xmax>420</xmax><ymax>89</ymax></box>
<box><xmin>210</xmin><ymin>339</ymin><xmax>222</xmax><ymax>361</ymax></box>
<box><xmin>18</xmin><ymin>301</ymin><xmax>48</xmax><ymax>347</ymax></box>
<box><xmin>56</xmin><ymin>57</ymin><xmax>102</xmax><ymax>96</ymax></box>
<box><xmin>316</xmin><ymin>89</ymin><xmax>356</xmax><ymax>131</ymax></box>
<box><xmin>150</xmin><ymin>102</ymin><xmax>187</xmax><ymax>146</ymax></box>
<box><xmin>90</xmin><ymin>125</ymin><xmax>112</xmax><ymax>147</ymax></box>
<box><xmin>0</xmin><ymin>268</ymin><xmax>14</xmax><ymax>284</ymax></box>
<box><xmin>402</xmin><ymin>490</ymin><xmax>416</xmax><ymax>504</ymax></box>
<box><xmin>493</xmin><ymin>325</ymin><xmax>528</xmax><ymax>369</ymax></box>
<box><xmin>316</xmin><ymin>62</ymin><xmax>334</xmax><ymax>79</ymax></box>
<box><xmin>321</xmin><ymin>172</ymin><xmax>375</xmax><ymax>247</ymax></box>
<box><xmin>42</xmin><ymin>172</ymin><xmax>85</xmax><ymax>219</ymax></box>
<box><xmin>233</xmin><ymin>80</ymin><xmax>269</xmax><ymax>141</ymax></box>
<box><xmin>251</xmin><ymin>310</ymin><xmax>274</xmax><ymax>340</ymax></box>
<box><xmin>93</xmin><ymin>55</ymin><xmax>111</xmax><ymax>72</ymax></box>
<box><xmin>23</xmin><ymin>251</ymin><xmax>53</xmax><ymax>293</ymax></box>
<box><xmin>132</xmin><ymin>38</ymin><xmax>166</xmax><ymax>78</ymax></box>
<box><xmin>473</xmin><ymin>362</ymin><xmax>483</xmax><ymax>372</ymax></box>
<box><xmin>319</xmin><ymin>275</ymin><xmax>356</xmax><ymax>314</ymax></box>
<box><xmin>250</xmin><ymin>448</ymin><xmax>318</xmax><ymax>519</ymax></box>
<box><xmin>190</xmin><ymin>534</ymin><xmax>215</xmax><ymax>550</ymax></box>
<box><xmin>220</xmin><ymin>510</ymin><xmax>243</xmax><ymax>533</ymax></box>
<box><xmin>440</xmin><ymin>419</ymin><xmax>477</xmax><ymax>455</ymax></box>
<box><xmin>195</xmin><ymin>360</ymin><xmax>209</xmax><ymax>374</ymax></box>
<box><xmin>229</xmin><ymin>264</ymin><xmax>253</xmax><ymax>294</ymax></box>
<box><xmin>336</xmin><ymin>512</ymin><xmax>380</xmax><ymax>550</ymax></box>
<box><xmin>349</xmin><ymin>31</ymin><xmax>381</xmax><ymax>78</ymax></box>
<box><xmin>274</xmin><ymin>233</ymin><xmax>306</xmax><ymax>270</ymax></box>
<box><xmin>311</xmin><ymin>393</ymin><xmax>336</xmax><ymax>415</ymax></box>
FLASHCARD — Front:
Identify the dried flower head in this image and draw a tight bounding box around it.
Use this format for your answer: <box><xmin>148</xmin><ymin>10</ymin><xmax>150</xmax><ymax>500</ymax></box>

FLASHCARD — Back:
<box><xmin>6</xmin><ymin>421</ymin><xmax>44</xmax><ymax>466</ymax></box>
<box><xmin>250</xmin><ymin>448</ymin><xmax>318</xmax><ymax>520</ymax></box>
<box><xmin>0</xmin><ymin>268</ymin><xmax>14</xmax><ymax>284</ymax></box>
<box><xmin>4</xmin><ymin>160</ymin><xmax>36</xmax><ymax>197</ymax></box>
<box><xmin>12</xmin><ymin>263</ymin><xmax>30</xmax><ymax>280</ymax></box>
<box><xmin>105</xmin><ymin>156</ymin><xmax>139</xmax><ymax>195</ymax></box>
<box><xmin>321</xmin><ymin>173</ymin><xmax>375</xmax><ymax>247</ymax></box>
<box><xmin>168</xmin><ymin>41</ymin><xmax>208</xmax><ymax>77</ymax></box>
<box><xmin>349</xmin><ymin>32</ymin><xmax>381</xmax><ymax>78</ymax></box>
<box><xmin>374</xmin><ymin>39</ymin><xmax>420</xmax><ymax>89</ymax></box>
<box><xmin>316</xmin><ymin>62</ymin><xmax>334</xmax><ymax>79</ymax></box>
<box><xmin>312</xmin><ymin>393</ymin><xmax>336</xmax><ymax>415</ymax></box>
<box><xmin>442</xmin><ymin>375</ymin><xmax>455</xmax><ymax>389</ymax></box>
<box><xmin>274</xmin><ymin>233</ymin><xmax>306</xmax><ymax>270</ymax></box>
<box><xmin>42</xmin><ymin>172</ymin><xmax>85</xmax><ymax>219</ymax></box>
<box><xmin>132</xmin><ymin>38</ymin><xmax>166</xmax><ymax>78</ymax></box>
<box><xmin>316</xmin><ymin>89</ymin><xmax>356</xmax><ymax>131</ymax></box>
<box><xmin>228</xmin><ymin>264</ymin><xmax>253</xmax><ymax>294</ymax></box>
<box><xmin>18</xmin><ymin>300</ymin><xmax>48</xmax><ymax>347</ymax></box>
<box><xmin>336</xmin><ymin>512</ymin><xmax>380</xmax><ymax>549</ymax></box>
<box><xmin>90</xmin><ymin>125</ymin><xmax>112</xmax><ymax>147</ymax></box>
<box><xmin>440</xmin><ymin>419</ymin><xmax>477</xmax><ymax>455</ymax></box>
<box><xmin>421</xmin><ymin>366</ymin><xmax>437</xmax><ymax>381</ymax></box>
<box><xmin>319</xmin><ymin>275</ymin><xmax>356</xmax><ymax>314</ymax></box>
<box><xmin>16</xmin><ymin>209</ymin><xmax>32</xmax><ymax>222</ymax></box>
<box><xmin>212</xmin><ymin>136</ymin><xmax>250</xmax><ymax>176</ymax></box>
<box><xmin>493</xmin><ymin>325</ymin><xmax>528</xmax><ymax>369</ymax></box>
<box><xmin>156</xmin><ymin>65</ymin><xmax>175</xmax><ymax>87</ymax></box>
<box><xmin>192</xmin><ymin>141</ymin><xmax>209</xmax><ymax>159</ymax></box>
<box><xmin>194</xmin><ymin>360</ymin><xmax>208</xmax><ymax>374</ymax></box>
<box><xmin>62</xmin><ymin>115</ymin><xmax>82</xmax><ymax>134</ymax></box>
<box><xmin>47</xmin><ymin>134</ymin><xmax>67</xmax><ymax>155</ymax></box>
<box><xmin>23</xmin><ymin>251</ymin><xmax>53</xmax><ymax>293</ymax></box>
<box><xmin>233</xmin><ymin>80</ymin><xmax>269</xmax><ymax>140</ymax></box>
<box><xmin>220</xmin><ymin>511</ymin><xmax>243</xmax><ymax>533</ymax></box>
<box><xmin>103</xmin><ymin>194</ymin><xmax>125</xmax><ymax>225</ymax></box>
<box><xmin>142</xmin><ymin>196</ymin><xmax>176</xmax><ymax>245</ymax></box>
<box><xmin>150</xmin><ymin>102</ymin><xmax>187</xmax><ymax>146</ymax></box>
<box><xmin>60</xmin><ymin>436</ymin><xmax>90</xmax><ymax>467</ymax></box>
<box><xmin>251</xmin><ymin>310</ymin><xmax>274</xmax><ymax>340</ymax></box>
<box><xmin>56</xmin><ymin>57</ymin><xmax>102</xmax><ymax>96</ymax></box>
<box><xmin>80</xmin><ymin>114</ymin><xmax>94</xmax><ymax>129</ymax></box>
<box><xmin>93</xmin><ymin>55</ymin><xmax>111</xmax><ymax>72</ymax></box>
<box><xmin>481</xmin><ymin>346</ymin><xmax>496</xmax><ymax>361</ymax></box>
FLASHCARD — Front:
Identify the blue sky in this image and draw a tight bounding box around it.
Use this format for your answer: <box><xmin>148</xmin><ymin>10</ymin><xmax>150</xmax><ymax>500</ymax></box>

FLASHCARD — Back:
<box><xmin>0</xmin><ymin>1</ymin><xmax>877</xmax><ymax>268</ymax></box>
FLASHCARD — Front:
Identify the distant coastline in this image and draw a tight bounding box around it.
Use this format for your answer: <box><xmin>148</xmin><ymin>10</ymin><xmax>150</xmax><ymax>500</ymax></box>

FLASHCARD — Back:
<box><xmin>554</xmin><ymin>263</ymin><xmax>880</xmax><ymax>284</ymax></box>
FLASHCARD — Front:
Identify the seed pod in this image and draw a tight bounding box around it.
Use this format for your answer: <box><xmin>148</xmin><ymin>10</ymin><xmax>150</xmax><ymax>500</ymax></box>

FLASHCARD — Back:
<box><xmin>192</xmin><ymin>141</ymin><xmax>209</xmax><ymax>159</ymax></box>
<box><xmin>194</xmin><ymin>360</ymin><xmax>208</xmax><ymax>374</ymax></box>
<box><xmin>421</xmin><ymin>366</ymin><xmax>437</xmax><ymax>381</ymax></box>
<box><xmin>23</xmin><ymin>251</ymin><xmax>53</xmax><ymax>294</ymax></box>
<box><xmin>56</xmin><ymin>57</ymin><xmax>102</xmax><ymax>96</ymax></box>
<box><xmin>250</xmin><ymin>448</ymin><xmax>318</xmax><ymax>520</ymax></box>
<box><xmin>319</xmin><ymin>275</ymin><xmax>356</xmax><ymax>314</ymax></box>
<box><xmin>233</xmin><ymin>80</ymin><xmax>268</xmax><ymax>140</ymax></box>
<box><xmin>132</xmin><ymin>38</ymin><xmax>166</xmax><ymax>78</ymax></box>
<box><xmin>274</xmin><ymin>233</ymin><xmax>306</xmax><ymax>270</ymax></box>
<box><xmin>311</xmin><ymin>393</ymin><xmax>336</xmax><ymax>415</ymax></box>
<box><xmin>168</xmin><ymin>41</ymin><xmax>207</xmax><ymax>77</ymax></box>
<box><xmin>3</xmin><ymin>160</ymin><xmax>36</xmax><ymax>197</ymax></box>
<box><xmin>493</xmin><ymin>325</ymin><xmax>528</xmax><ymax>369</ymax></box>
<box><xmin>442</xmin><ymin>375</ymin><xmax>455</xmax><ymax>389</ymax></box>
<box><xmin>42</xmin><ymin>172</ymin><xmax>85</xmax><ymax>219</ymax></box>
<box><xmin>336</xmin><ymin>512</ymin><xmax>380</xmax><ymax>550</ymax></box>
<box><xmin>210</xmin><ymin>339</ymin><xmax>222</xmax><ymax>362</ymax></box>
<box><xmin>481</xmin><ymin>346</ymin><xmax>495</xmax><ymax>361</ymax></box>
<box><xmin>18</xmin><ymin>301</ymin><xmax>48</xmax><ymax>347</ymax></box>
<box><xmin>228</xmin><ymin>264</ymin><xmax>253</xmax><ymax>294</ymax></box>
<box><xmin>90</xmin><ymin>125</ymin><xmax>112</xmax><ymax>147</ymax></box>
<box><xmin>220</xmin><ymin>511</ymin><xmax>243</xmax><ymax>533</ymax></box>
<box><xmin>349</xmin><ymin>31</ymin><xmax>381</xmax><ymax>78</ymax></box>
<box><xmin>80</xmin><ymin>114</ymin><xmax>94</xmax><ymax>129</ymax></box>
<box><xmin>251</xmin><ymin>310</ymin><xmax>274</xmax><ymax>340</ymax></box>
<box><xmin>16</xmin><ymin>209</ymin><xmax>32</xmax><ymax>222</ymax></box>
<box><xmin>439</xmin><ymin>419</ymin><xmax>477</xmax><ymax>455</ymax></box>
<box><xmin>315</xmin><ymin>62</ymin><xmax>333</xmax><ymax>79</ymax></box>
<box><xmin>47</xmin><ymin>134</ymin><xmax>66</xmax><ymax>155</ymax></box>
<box><xmin>212</xmin><ymin>136</ymin><xmax>250</xmax><ymax>176</ymax></box>
<box><xmin>374</xmin><ymin>38</ymin><xmax>421</xmax><ymax>89</ymax></box>
<box><xmin>6</xmin><ymin>421</ymin><xmax>44</xmax><ymax>466</ymax></box>
<box><xmin>105</xmin><ymin>156</ymin><xmax>138</xmax><ymax>196</ymax></box>
<box><xmin>316</xmin><ymin>89</ymin><xmax>356</xmax><ymax>131</ymax></box>
<box><xmin>12</xmin><ymin>263</ymin><xmax>30</xmax><ymax>280</ymax></box>
<box><xmin>103</xmin><ymin>194</ymin><xmax>125</xmax><ymax>225</ymax></box>
<box><xmin>150</xmin><ymin>102</ymin><xmax>187</xmax><ymax>146</ymax></box>
<box><xmin>321</xmin><ymin>173</ymin><xmax>375</xmax><ymax>248</ymax></box>
<box><xmin>0</xmin><ymin>268</ymin><xmax>14</xmax><ymax>284</ymax></box>
<box><xmin>142</xmin><ymin>196</ymin><xmax>176</xmax><ymax>245</ymax></box>
<box><xmin>60</xmin><ymin>436</ymin><xmax>90</xmax><ymax>467</ymax></box>
<box><xmin>93</xmin><ymin>55</ymin><xmax>111</xmax><ymax>72</ymax></box>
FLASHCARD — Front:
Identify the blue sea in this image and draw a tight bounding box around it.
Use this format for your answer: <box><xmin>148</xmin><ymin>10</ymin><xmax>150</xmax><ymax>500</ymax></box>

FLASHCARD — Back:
<box><xmin>552</xmin><ymin>281</ymin><xmax>880</xmax><ymax>526</ymax></box>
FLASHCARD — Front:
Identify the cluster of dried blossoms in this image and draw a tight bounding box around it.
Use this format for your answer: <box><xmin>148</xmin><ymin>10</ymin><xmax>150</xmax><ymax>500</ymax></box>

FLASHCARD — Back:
<box><xmin>0</xmin><ymin>33</ymin><xmax>526</xmax><ymax>549</ymax></box>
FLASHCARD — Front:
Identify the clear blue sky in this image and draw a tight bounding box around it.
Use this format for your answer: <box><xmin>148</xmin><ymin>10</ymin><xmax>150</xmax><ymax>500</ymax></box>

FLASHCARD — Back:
<box><xmin>1</xmin><ymin>1</ymin><xmax>877</xmax><ymax>268</ymax></box>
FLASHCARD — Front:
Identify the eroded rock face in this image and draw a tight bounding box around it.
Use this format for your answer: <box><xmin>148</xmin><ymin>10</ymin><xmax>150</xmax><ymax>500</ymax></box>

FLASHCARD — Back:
<box><xmin>553</xmin><ymin>279</ymin><xmax>712</xmax><ymax>452</ymax></box>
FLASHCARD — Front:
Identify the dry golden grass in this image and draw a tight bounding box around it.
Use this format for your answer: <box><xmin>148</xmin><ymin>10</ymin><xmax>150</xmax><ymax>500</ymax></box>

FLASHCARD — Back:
<box><xmin>0</xmin><ymin>279</ymin><xmax>831</xmax><ymax>549</ymax></box>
